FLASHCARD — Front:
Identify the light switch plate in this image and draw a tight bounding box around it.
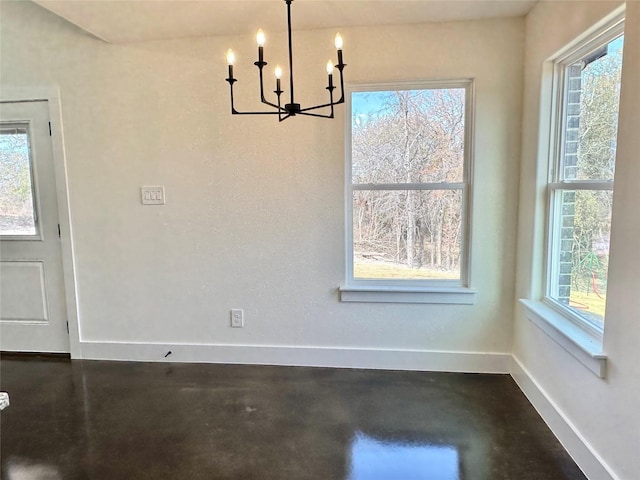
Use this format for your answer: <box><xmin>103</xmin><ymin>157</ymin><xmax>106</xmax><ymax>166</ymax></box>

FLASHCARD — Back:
<box><xmin>141</xmin><ymin>186</ymin><xmax>165</xmax><ymax>205</ymax></box>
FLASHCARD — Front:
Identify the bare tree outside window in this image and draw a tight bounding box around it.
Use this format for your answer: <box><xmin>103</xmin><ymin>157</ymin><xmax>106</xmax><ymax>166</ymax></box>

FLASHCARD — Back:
<box><xmin>0</xmin><ymin>127</ymin><xmax>37</xmax><ymax>236</ymax></box>
<box><xmin>547</xmin><ymin>33</ymin><xmax>624</xmax><ymax>329</ymax></box>
<box><xmin>348</xmin><ymin>84</ymin><xmax>470</xmax><ymax>285</ymax></box>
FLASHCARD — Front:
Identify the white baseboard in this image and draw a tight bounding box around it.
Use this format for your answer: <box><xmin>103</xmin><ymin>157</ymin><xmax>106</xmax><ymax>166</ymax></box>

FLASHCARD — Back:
<box><xmin>76</xmin><ymin>342</ymin><xmax>619</xmax><ymax>477</ymax></box>
<box><xmin>78</xmin><ymin>341</ymin><xmax>510</xmax><ymax>373</ymax></box>
<box><xmin>510</xmin><ymin>356</ymin><xmax>619</xmax><ymax>480</ymax></box>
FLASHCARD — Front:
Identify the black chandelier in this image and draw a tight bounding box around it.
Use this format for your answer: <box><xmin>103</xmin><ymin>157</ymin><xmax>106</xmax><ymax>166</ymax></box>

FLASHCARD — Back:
<box><xmin>225</xmin><ymin>0</ymin><xmax>346</xmax><ymax>121</ymax></box>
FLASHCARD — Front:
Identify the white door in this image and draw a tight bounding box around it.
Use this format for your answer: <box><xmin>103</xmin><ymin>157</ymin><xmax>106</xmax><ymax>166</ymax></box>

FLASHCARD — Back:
<box><xmin>0</xmin><ymin>100</ymin><xmax>69</xmax><ymax>353</ymax></box>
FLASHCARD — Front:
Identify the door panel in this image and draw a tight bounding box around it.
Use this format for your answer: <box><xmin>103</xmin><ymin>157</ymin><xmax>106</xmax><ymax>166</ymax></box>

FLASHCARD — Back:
<box><xmin>0</xmin><ymin>101</ymin><xmax>69</xmax><ymax>353</ymax></box>
<box><xmin>0</xmin><ymin>261</ymin><xmax>49</xmax><ymax>322</ymax></box>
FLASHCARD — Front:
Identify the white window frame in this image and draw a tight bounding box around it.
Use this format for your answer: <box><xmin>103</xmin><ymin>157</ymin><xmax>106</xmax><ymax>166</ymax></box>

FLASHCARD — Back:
<box><xmin>340</xmin><ymin>80</ymin><xmax>476</xmax><ymax>304</ymax></box>
<box><xmin>521</xmin><ymin>9</ymin><xmax>625</xmax><ymax>378</ymax></box>
<box><xmin>543</xmin><ymin>17</ymin><xmax>624</xmax><ymax>337</ymax></box>
<box><xmin>0</xmin><ymin>122</ymin><xmax>42</xmax><ymax>240</ymax></box>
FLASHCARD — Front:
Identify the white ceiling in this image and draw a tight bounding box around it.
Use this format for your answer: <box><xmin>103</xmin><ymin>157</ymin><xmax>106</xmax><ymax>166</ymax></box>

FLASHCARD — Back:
<box><xmin>33</xmin><ymin>0</ymin><xmax>538</xmax><ymax>44</ymax></box>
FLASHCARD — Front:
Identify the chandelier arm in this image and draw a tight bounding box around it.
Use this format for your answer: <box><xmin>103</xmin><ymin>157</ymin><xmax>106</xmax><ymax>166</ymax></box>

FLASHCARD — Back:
<box><xmin>260</xmin><ymin>96</ymin><xmax>285</xmax><ymax>111</ymax></box>
<box><xmin>298</xmin><ymin>99</ymin><xmax>342</xmax><ymax>113</ymax></box>
<box><xmin>258</xmin><ymin>64</ymin><xmax>286</xmax><ymax>111</ymax></box>
<box><xmin>227</xmin><ymin>79</ymin><xmax>240</xmax><ymax>114</ymax></box>
<box><xmin>297</xmin><ymin>60</ymin><xmax>345</xmax><ymax>114</ymax></box>
<box><xmin>329</xmin><ymin>86</ymin><xmax>335</xmax><ymax>118</ymax></box>
<box><xmin>227</xmin><ymin>75</ymin><xmax>282</xmax><ymax>115</ymax></box>
<box><xmin>232</xmin><ymin>111</ymin><xmax>283</xmax><ymax>116</ymax></box>
<box><xmin>263</xmin><ymin>101</ymin><xmax>284</xmax><ymax>110</ymax></box>
<box><xmin>335</xmin><ymin>64</ymin><xmax>347</xmax><ymax>104</ymax></box>
<box><xmin>297</xmin><ymin>111</ymin><xmax>334</xmax><ymax>119</ymax></box>
<box><xmin>277</xmin><ymin>89</ymin><xmax>286</xmax><ymax>121</ymax></box>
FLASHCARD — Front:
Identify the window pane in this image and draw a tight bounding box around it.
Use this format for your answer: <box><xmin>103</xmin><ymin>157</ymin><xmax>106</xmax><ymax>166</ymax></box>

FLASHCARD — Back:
<box><xmin>561</xmin><ymin>35</ymin><xmax>623</xmax><ymax>181</ymax></box>
<box><xmin>352</xmin><ymin>89</ymin><xmax>465</xmax><ymax>184</ymax></box>
<box><xmin>353</xmin><ymin>190</ymin><xmax>462</xmax><ymax>280</ymax></box>
<box><xmin>551</xmin><ymin>189</ymin><xmax>612</xmax><ymax>327</ymax></box>
<box><xmin>0</xmin><ymin>127</ymin><xmax>36</xmax><ymax>236</ymax></box>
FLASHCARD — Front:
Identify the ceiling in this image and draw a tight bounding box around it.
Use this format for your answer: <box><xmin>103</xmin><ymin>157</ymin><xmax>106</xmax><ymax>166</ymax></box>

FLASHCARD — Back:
<box><xmin>33</xmin><ymin>0</ymin><xmax>538</xmax><ymax>44</ymax></box>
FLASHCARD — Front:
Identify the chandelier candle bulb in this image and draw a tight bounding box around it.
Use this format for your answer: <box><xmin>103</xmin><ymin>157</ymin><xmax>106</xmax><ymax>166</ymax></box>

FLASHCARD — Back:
<box><xmin>326</xmin><ymin>60</ymin><xmax>334</xmax><ymax>88</ymax></box>
<box><xmin>335</xmin><ymin>33</ymin><xmax>343</xmax><ymax>65</ymax></box>
<box><xmin>226</xmin><ymin>49</ymin><xmax>235</xmax><ymax>79</ymax></box>
<box><xmin>256</xmin><ymin>29</ymin><xmax>265</xmax><ymax>47</ymax></box>
<box><xmin>275</xmin><ymin>65</ymin><xmax>282</xmax><ymax>92</ymax></box>
<box><xmin>256</xmin><ymin>29</ymin><xmax>265</xmax><ymax>63</ymax></box>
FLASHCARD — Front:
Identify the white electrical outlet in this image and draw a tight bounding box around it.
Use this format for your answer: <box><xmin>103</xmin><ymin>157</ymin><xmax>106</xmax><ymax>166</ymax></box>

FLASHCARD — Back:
<box><xmin>230</xmin><ymin>309</ymin><xmax>244</xmax><ymax>328</ymax></box>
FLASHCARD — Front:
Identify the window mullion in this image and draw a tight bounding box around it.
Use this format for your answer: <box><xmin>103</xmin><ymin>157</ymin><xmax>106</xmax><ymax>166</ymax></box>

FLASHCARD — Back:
<box><xmin>352</xmin><ymin>183</ymin><xmax>465</xmax><ymax>191</ymax></box>
<box><xmin>549</xmin><ymin>181</ymin><xmax>614</xmax><ymax>191</ymax></box>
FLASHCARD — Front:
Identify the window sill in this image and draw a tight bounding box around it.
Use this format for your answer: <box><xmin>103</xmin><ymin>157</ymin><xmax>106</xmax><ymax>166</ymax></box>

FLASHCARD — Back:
<box><xmin>339</xmin><ymin>286</ymin><xmax>476</xmax><ymax>304</ymax></box>
<box><xmin>519</xmin><ymin>299</ymin><xmax>606</xmax><ymax>378</ymax></box>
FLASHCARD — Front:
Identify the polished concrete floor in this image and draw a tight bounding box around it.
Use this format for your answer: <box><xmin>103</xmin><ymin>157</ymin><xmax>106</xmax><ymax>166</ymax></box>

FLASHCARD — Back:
<box><xmin>0</xmin><ymin>356</ymin><xmax>586</xmax><ymax>480</ymax></box>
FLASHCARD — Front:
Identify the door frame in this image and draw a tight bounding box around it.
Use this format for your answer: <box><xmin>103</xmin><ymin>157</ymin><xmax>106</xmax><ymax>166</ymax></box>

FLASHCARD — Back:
<box><xmin>1</xmin><ymin>87</ymin><xmax>80</xmax><ymax>357</ymax></box>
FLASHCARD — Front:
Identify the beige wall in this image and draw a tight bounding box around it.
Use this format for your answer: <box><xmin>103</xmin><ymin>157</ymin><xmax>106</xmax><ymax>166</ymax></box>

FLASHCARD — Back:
<box><xmin>514</xmin><ymin>1</ymin><xmax>639</xmax><ymax>479</ymax></box>
<box><xmin>2</xmin><ymin>0</ymin><xmax>639</xmax><ymax>477</ymax></box>
<box><xmin>0</xmin><ymin>2</ymin><xmax>522</xmax><ymax>358</ymax></box>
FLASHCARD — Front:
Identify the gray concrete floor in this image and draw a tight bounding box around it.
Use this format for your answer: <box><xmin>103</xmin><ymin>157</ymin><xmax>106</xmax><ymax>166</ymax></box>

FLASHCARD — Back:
<box><xmin>0</xmin><ymin>356</ymin><xmax>586</xmax><ymax>480</ymax></box>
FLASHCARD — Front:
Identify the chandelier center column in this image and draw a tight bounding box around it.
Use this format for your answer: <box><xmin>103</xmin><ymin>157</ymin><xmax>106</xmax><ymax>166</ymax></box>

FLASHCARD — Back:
<box><xmin>286</xmin><ymin>0</ymin><xmax>296</xmax><ymax>111</ymax></box>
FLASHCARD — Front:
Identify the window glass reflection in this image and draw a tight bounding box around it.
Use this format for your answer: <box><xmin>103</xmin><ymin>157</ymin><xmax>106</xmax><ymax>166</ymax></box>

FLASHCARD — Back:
<box><xmin>349</xmin><ymin>432</ymin><xmax>460</xmax><ymax>480</ymax></box>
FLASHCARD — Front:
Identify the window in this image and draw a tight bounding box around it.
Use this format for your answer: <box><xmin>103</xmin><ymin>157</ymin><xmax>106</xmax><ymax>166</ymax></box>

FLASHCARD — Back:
<box><xmin>0</xmin><ymin>125</ymin><xmax>38</xmax><ymax>236</ymax></box>
<box><xmin>545</xmin><ymin>21</ymin><xmax>624</xmax><ymax>333</ymax></box>
<box><xmin>343</xmin><ymin>81</ymin><xmax>473</xmax><ymax>300</ymax></box>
